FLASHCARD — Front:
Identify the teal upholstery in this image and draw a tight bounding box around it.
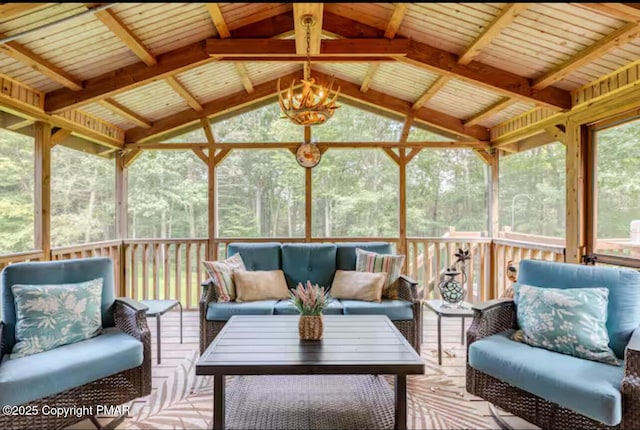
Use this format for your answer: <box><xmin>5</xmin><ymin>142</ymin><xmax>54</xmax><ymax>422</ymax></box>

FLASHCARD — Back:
<box><xmin>0</xmin><ymin>327</ymin><xmax>143</xmax><ymax>406</ymax></box>
<box><xmin>1</xmin><ymin>257</ymin><xmax>116</xmax><ymax>353</ymax></box>
<box><xmin>469</xmin><ymin>330</ymin><xmax>623</xmax><ymax>426</ymax></box>
<box><xmin>341</xmin><ymin>299</ymin><xmax>414</xmax><ymax>321</ymax></box>
<box><xmin>207</xmin><ymin>300</ymin><xmax>277</xmax><ymax>321</ymax></box>
<box><xmin>227</xmin><ymin>242</ymin><xmax>281</xmax><ymax>271</ymax></box>
<box><xmin>517</xmin><ymin>259</ymin><xmax>640</xmax><ymax>358</ymax></box>
<box><xmin>335</xmin><ymin>242</ymin><xmax>392</xmax><ymax>271</ymax></box>
<box><xmin>274</xmin><ymin>299</ymin><xmax>344</xmax><ymax>315</ymax></box>
<box><xmin>281</xmin><ymin>243</ymin><xmax>337</xmax><ymax>289</ymax></box>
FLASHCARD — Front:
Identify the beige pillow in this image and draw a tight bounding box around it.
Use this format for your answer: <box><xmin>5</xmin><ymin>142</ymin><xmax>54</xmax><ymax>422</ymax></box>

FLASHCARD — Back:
<box><xmin>233</xmin><ymin>269</ymin><xmax>290</xmax><ymax>302</ymax></box>
<box><xmin>330</xmin><ymin>270</ymin><xmax>386</xmax><ymax>303</ymax></box>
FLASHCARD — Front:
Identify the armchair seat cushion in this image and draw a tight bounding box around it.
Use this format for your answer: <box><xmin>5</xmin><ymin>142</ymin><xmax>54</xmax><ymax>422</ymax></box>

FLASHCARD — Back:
<box><xmin>206</xmin><ymin>300</ymin><xmax>277</xmax><ymax>321</ymax></box>
<box><xmin>0</xmin><ymin>327</ymin><xmax>143</xmax><ymax>406</ymax></box>
<box><xmin>469</xmin><ymin>330</ymin><xmax>624</xmax><ymax>426</ymax></box>
<box><xmin>341</xmin><ymin>299</ymin><xmax>413</xmax><ymax>321</ymax></box>
<box><xmin>273</xmin><ymin>299</ymin><xmax>344</xmax><ymax>315</ymax></box>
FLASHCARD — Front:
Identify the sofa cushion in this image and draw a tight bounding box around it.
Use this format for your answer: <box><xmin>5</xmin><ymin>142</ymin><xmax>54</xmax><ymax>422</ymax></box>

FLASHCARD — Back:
<box><xmin>469</xmin><ymin>330</ymin><xmax>623</xmax><ymax>426</ymax></box>
<box><xmin>234</xmin><ymin>270</ymin><xmax>289</xmax><ymax>302</ymax></box>
<box><xmin>355</xmin><ymin>248</ymin><xmax>405</xmax><ymax>300</ymax></box>
<box><xmin>227</xmin><ymin>242</ymin><xmax>281</xmax><ymax>271</ymax></box>
<box><xmin>336</xmin><ymin>242</ymin><xmax>392</xmax><ymax>271</ymax></box>
<box><xmin>330</xmin><ymin>270</ymin><xmax>386</xmax><ymax>303</ymax></box>
<box><xmin>206</xmin><ymin>300</ymin><xmax>277</xmax><ymax>321</ymax></box>
<box><xmin>274</xmin><ymin>299</ymin><xmax>344</xmax><ymax>315</ymax></box>
<box><xmin>0</xmin><ymin>327</ymin><xmax>142</xmax><ymax>406</ymax></box>
<box><xmin>517</xmin><ymin>259</ymin><xmax>640</xmax><ymax>358</ymax></box>
<box><xmin>281</xmin><ymin>243</ymin><xmax>337</xmax><ymax>289</ymax></box>
<box><xmin>202</xmin><ymin>253</ymin><xmax>246</xmax><ymax>302</ymax></box>
<box><xmin>341</xmin><ymin>299</ymin><xmax>413</xmax><ymax>321</ymax></box>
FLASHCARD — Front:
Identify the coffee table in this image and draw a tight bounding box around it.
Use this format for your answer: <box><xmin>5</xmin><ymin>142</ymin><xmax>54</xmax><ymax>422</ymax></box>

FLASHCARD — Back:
<box><xmin>196</xmin><ymin>314</ymin><xmax>425</xmax><ymax>430</ymax></box>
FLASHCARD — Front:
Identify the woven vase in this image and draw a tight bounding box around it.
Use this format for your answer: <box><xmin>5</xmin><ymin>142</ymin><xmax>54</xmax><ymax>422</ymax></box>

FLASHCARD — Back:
<box><xmin>298</xmin><ymin>315</ymin><xmax>323</xmax><ymax>340</ymax></box>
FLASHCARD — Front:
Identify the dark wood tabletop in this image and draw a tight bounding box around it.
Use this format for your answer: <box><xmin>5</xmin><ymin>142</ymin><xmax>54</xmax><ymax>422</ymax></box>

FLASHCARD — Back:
<box><xmin>196</xmin><ymin>314</ymin><xmax>424</xmax><ymax>375</ymax></box>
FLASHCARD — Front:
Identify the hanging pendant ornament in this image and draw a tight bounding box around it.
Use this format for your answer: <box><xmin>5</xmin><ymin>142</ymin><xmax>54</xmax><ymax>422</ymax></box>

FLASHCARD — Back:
<box><xmin>296</xmin><ymin>142</ymin><xmax>321</xmax><ymax>168</ymax></box>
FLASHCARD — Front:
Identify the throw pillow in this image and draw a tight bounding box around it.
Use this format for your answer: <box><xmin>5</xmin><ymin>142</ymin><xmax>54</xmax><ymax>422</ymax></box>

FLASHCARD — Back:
<box><xmin>355</xmin><ymin>248</ymin><xmax>405</xmax><ymax>300</ymax></box>
<box><xmin>233</xmin><ymin>269</ymin><xmax>290</xmax><ymax>302</ymax></box>
<box><xmin>11</xmin><ymin>278</ymin><xmax>104</xmax><ymax>359</ymax></box>
<box><xmin>203</xmin><ymin>253</ymin><xmax>246</xmax><ymax>302</ymax></box>
<box><xmin>512</xmin><ymin>284</ymin><xmax>620</xmax><ymax>366</ymax></box>
<box><xmin>330</xmin><ymin>270</ymin><xmax>387</xmax><ymax>303</ymax></box>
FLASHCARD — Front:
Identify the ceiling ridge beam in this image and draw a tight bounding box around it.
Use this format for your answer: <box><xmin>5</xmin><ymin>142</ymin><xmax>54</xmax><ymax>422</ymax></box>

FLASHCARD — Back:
<box><xmin>95</xmin><ymin>8</ymin><xmax>156</xmax><ymax>66</ymax></box>
<box><xmin>384</xmin><ymin>3</ymin><xmax>408</xmax><ymax>39</ymax></box>
<box><xmin>166</xmin><ymin>76</ymin><xmax>203</xmax><ymax>112</ymax></box>
<box><xmin>458</xmin><ymin>3</ymin><xmax>530</xmax><ymax>65</ymax></box>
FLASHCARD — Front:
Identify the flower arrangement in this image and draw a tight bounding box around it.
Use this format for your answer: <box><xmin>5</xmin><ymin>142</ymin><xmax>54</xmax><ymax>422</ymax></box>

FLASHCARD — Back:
<box><xmin>289</xmin><ymin>280</ymin><xmax>332</xmax><ymax>316</ymax></box>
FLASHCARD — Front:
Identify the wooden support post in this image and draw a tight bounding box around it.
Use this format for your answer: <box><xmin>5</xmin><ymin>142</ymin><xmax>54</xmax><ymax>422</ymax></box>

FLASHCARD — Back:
<box><xmin>565</xmin><ymin>119</ymin><xmax>586</xmax><ymax>263</ymax></box>
<box><xmin>398</xmin><ymin>148</ymin><xmax>407</xmax><ymax>271</ymax></box>
<box><xmin>208</xmin><ymin>144</ymin><xmax>217</xmax><ymax>261</ymax></box>
<box><xmin>305</xmin><ymin>167</ymin><xmax>312</xmax><ymax>242</ymax></box>
<box><xmin>116</xmin><ymin>151</ymin><xmax>128</xmax><ymax>296</ymax></box>
<box><xmin>488</xmin><ymin>150</ymin><xmax>499</xmax><ymax>298</ymax></box>
<box><xmin>34</xmin><ymin>121</ymin><xmax>51</xmax><ymax>260</ymax></box>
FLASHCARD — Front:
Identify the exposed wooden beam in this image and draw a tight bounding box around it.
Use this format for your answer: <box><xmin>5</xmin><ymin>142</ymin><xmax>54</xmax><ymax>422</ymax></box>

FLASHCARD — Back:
<box><xmin>578</xmin><ymin>3</ymin><xmax>640</xmax><ymax>22</ymax></box>
<box><xmin>201</xmin><ymin>118</ymin><xmax>216</xmax><ymax>146</ymax></box>
<box><xmin>0</xmin><ymin>3</ymin><xmax>52</xmax><ymax>20</ymax></box>
<box><xmin>95</xmin><ymin>8</ymin><xmax>156</xmax><ymax>66</ymax></box>
<box><xmin>0</xmin><ymin>42</ymin><xmax>82</xmax><ymax>90</ymax></box>
<box><xmin>50</xmin><ymin>128</ymin><xmax>72</xmax><ymax>146</ymax></box>
<box><xmin>464</xmin><ymin>98</ymin><xmax>517</xmax><ymax>127</ymax></box>
<box><xmin>293</xmin><ymin>3</ymin><xmax>323</xmax><ymax>55</ymax></box>
<box><xmin>34</xmin><ymin>122</ymin><xmax>51</xmax><ymax>259</ymax></box>
<box><xmin>205</xmin><ymin>39</ymin><xmax>409</xmax><ymax>57</ymax></box>
<box><xmin>473</xmin><ymin>148</ymin><xmax>494</xmax><ymax>165</ymax></box>
<box><xmin>99</xmin><ymin>99</ymin><xmax>151</xmax><ymax>128</ymax></box>
<box><xmin>545</xmin><ymin>125</ymin><xmax>566</xmax><ymax>144</ymax></box>
<box><xmin>360</xmin><ymin>64</ymin><xmax>379</xmax><ymax>92</ymax></box>
<box><xmin>125</xmin><ymin>141</ymin><xmax>489</xmax><ymax>150</ymax></box>
<box><xmin>206</xmin><ymin>3</ymin><xmax>231</xmax><ymax>38</ymax></box>
<box><xmin>382</xmin><ymin>147</ymin><xmax>400</xmax><ymax>165</ymax></box>
<box><xmin>123</xmin><ymin>149</ymin><xmax>141</xmax><ymax>167</ymax></box>
<box><xmin>533</xmin><ymin>22</ymin><xmax>640</xmax><ymax>89</ymax></box>
<box><xmin>412</xmin><ymin>76</ymin><xmax>451</xmax><ymax>109</ymax></box>
<box><xmin>399</xmin><ymin>114</ymin><xmax>414</xmax><ymax>142</ymax></box>
<box><xmin>234</xmin><ymin>63</ymin><xmax>255</xmax><ymax>94</ymax></box>
<box><xmin>6</xmin><ymin>118</ymin><xmax>34</xmax><ymax>131</ymax></box>
<box><xmin>384</xmin><ymin>3</ymin><xmax>408</xmax><ymax>39</ymax></box>
<box><xmin>214</xmin><ymin>148</ymin><xmax>232</xmax><ymax>166</ymax></box>
<box><xmin>192</xmin><ymin>148</ymin><xmax>209</xmax><ymax>164</ymax></box>
<box><xmin>458</xmin><ymin>4</ymin><xmax>530</xmax><ymax>65</ymax></box>
<box><xmin>405</xmin><ymin>147</ymin><xmax>421</xmax><ymax>163</ymax></box>
<box><xmin>166</xmin><ymin>76</ymin><xmax>203</xmax><ymax>112</ymax></box>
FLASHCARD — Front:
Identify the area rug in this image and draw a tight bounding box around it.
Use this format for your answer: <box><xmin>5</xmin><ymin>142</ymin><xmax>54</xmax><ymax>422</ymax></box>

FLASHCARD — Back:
<box><xmin>122</xmin><ymin>347</ymin><xmax>494</xmax><ymax>430</ymax></box>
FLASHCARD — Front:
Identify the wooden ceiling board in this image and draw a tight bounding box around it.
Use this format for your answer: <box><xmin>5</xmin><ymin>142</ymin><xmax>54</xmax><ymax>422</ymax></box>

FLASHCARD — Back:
<box><xmin>324</xmin><ymin>3</ymin><xmax>395</xmax><ymax>31</ymax></box>
<box><xmin>219</xmin><ymin>3</ymin><xmax>292</xmax><ymax>31</ymax></box>
<box><xmin>313</xmin><ymin>63</ymin><xmax>370</xmax><ymax>86</ymax></box>
<box><xmin>480</xmin><ymin>100</ymin><xmax>536</xmax><ymax>128</ymax></box>
<box><xmin>173</xmin><ymin>61</ymin><xmax>245</xmax><ymax>105</ymax></box>
<box><xmin>111</xmin><ymin>80</ymin><xmax>190</xmax><ymax>122</ymax></box>
<box><xmin>369</xmin><ymin>62</ymin><xmax>440</xmax><ymax>103</ymax></box>
<box><xmin>244</xmin><ymin>62</ymin><xmax>301</xmax><ymax>86</ymax></box>
<box><xmin>80</xmin><ymin>102</ymin><xmax>136</xmax><ymax>130</ymax></box>
<box><xmin>0</xmin><ymin>3</ymin><xmax>87</xmax><ymax>36</ymax></box>
<box><xmin>0</xmin><ymin>53</ymin><xmax>61</xmax><ymax>92</ymax></box>
<box><xmin>426</xmin><ymin>78</ymin><xmax>504</xmax><ymax>120</ymax></box>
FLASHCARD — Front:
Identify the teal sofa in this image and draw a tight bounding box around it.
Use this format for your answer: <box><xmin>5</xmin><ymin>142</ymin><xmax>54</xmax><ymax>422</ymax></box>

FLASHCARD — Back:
<box><xmin>199</xmin><ymin>242</ymin><xmax>422</xmax><ymax>354</ymax></box>
<box><xmin>466</xmin><ymin>259</ymin><xmax>640</xmax><ymax>429</ymax></box>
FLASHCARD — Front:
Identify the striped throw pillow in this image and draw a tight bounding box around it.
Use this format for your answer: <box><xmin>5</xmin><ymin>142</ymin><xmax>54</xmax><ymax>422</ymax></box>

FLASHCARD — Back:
<box><xmin>355</xmin><ymin>248</ymin><xmax>405</xmax><ymax>300</ymax></box>
<box><xmin>203</xmin><ymin>253</ymin><xmax>246</xmax><ymax>302</ymax></box>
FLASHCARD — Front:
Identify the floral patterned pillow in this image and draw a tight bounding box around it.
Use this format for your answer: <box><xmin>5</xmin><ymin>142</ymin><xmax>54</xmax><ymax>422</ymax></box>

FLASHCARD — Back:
<box><xmin>11</xmin><ymin>278</ymin><xmax>104</xmax><ymax>359</ymax></box>
<box><xmin>512</xmin><ymin>284</ymin><xmax>620</xmax><ymax>366</ymax></box>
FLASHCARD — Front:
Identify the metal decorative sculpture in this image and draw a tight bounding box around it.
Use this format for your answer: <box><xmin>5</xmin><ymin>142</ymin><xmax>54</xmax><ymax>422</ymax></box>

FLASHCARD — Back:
<box><xmin>438</xmin><ymin>248</ymin><xmax>471</xmax><ymax>308</ymax></box>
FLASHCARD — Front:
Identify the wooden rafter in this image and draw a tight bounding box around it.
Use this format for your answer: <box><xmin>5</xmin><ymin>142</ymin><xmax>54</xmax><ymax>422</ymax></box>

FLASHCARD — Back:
<box><xmin>206</xmin><ymin>3</ymin><xmax>231</xmax><ymax>38</ymax></box>
<box><xmin>458</xmin><ymin>4</ymin><xmax>530</xmax><ymax>65</ymax></box>
<box><xmin>95</xmin><ymin>8</ymin><xmax>156</xmax><ymax>66</ymax></box>
<box><xmin>384</xmin><ymin>3</ymin><xmax>408</xmax><ymax>39</ymax></box>
<box><xmin>50</xmin><ymin>128</ymin><xmax>72</xmax><ymax>146</ymax></box>
<box><xmin>412</xmin><ymin>76</ymin><xmax>451</xmax><ymax>109</ymax></box>
<box><xmin>294</xmin><ymin>3</ymin><xmax>323</xmax><ymax>78</ymax></box>
<box><xmin>6</xmin><ymin>118</ymin><xmax>34</xmax><ymax>131</ymax></box>
<box><xmin>98</xmin><ymin>99</ymin><xmax>151</xmax><ymax>129</ymax></box>
<box><xmin>360</xmin><ymin>64</ymin><xmax>379</xmax><ymax>92</ymax></box>
<box><xmin>464</xmin><ymin>98</ymin><xmax>517</xmax><ymax>127</ymax></box>
<box><xmin>166</xmin><ymin>76</ymin><xmax>203</xmax><ymax>112</ymax></box>
<box><xmin>533</xmin><ymin>22</ymin><xmax>640</xmax><ymax>89</ymax></box>
<box><xmin>234</xmin><ymin>63</ymin><xmax>254</xmax><ymax>94</ymax></box>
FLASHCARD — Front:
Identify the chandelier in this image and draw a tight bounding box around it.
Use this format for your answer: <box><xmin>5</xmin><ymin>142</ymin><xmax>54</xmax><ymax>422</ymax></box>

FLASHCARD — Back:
<box><xmin>277</xmin><ymin>15</ymin><xmax>340</xmax><ymax>126</ymax></box>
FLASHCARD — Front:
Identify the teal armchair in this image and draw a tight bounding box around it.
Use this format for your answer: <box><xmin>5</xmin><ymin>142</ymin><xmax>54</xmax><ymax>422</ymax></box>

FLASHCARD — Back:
<box><xmin>0</xmin><ymin>257</ymin><xmax>151</xmax><ymax>430</ymax></box>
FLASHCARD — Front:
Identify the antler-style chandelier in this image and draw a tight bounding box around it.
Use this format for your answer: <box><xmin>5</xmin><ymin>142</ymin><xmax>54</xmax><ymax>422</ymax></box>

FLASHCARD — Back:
<box><xmin>277</xmin><ymin>15</ymin><xmax>340</xmax><ymax>126</ymax></box>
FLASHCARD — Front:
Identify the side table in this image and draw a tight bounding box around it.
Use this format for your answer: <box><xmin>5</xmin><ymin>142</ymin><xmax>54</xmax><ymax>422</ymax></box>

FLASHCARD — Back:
<box><xmin>423</xmin><ymin>299</ymin><xmax>474</xmax><ymax>365</ymax></box>
<box><xmin>140</xmin><ymin>299</ymin><xmax>183</xmax><ymax>364</ymax></box>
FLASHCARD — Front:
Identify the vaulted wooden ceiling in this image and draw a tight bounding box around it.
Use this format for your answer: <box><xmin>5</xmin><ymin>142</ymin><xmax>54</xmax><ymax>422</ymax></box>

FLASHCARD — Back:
<box><xmin>0</xmin><ymin>2</ymin><xmax>639</xmax><ymax>152</ymax></box>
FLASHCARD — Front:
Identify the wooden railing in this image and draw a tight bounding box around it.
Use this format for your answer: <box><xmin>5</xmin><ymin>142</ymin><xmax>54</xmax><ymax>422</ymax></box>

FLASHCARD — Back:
<box><xmin>0</xmin><ymin>249</ymin><xmax>45</xmax><ymax>271</ymax></box>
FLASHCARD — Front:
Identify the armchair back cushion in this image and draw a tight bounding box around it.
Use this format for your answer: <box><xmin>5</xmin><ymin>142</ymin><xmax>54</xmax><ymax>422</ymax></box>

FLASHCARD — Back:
<box><xmin>517</xmin><ymin>259</ymin><xmax>640</xmax><ymax>358</ymax></box>
<box><xmin>281</xmin><ymin>243</ymin><xmax>337</xmax><ymax>289</ymax></box>
<box><xmin>336</xmin><ymin>242</ymin><xmax>392</xmax><ymax>271</ymax></box>
<box><xmin>2</xmin><ymin>257</ymin><xmax>115</xmax><ymax>353</ymax></box>
<box><xmin>227</xmin><ymin>242</ymin><xmax>281</xmax><ymax>271</ymax></box>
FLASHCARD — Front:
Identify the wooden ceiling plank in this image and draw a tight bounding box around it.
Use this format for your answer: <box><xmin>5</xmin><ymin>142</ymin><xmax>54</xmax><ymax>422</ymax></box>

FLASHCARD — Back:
<box><xmin>166</xmin><ymin>76</ymin><xmax>203</xmax><ymax>112</ymax></box>
<box><xmin>0</xmin><ymin>42</ymin><xmax>82</xmax><ymax>90</ymax></box>
<box><xmin>0</xmin><ymin>3</ymin><xmax>52</xmax><ymax>21</ymax></box>
<box><xmin>464</xmin><ymin>98</ymin><xmax>517</xmax><ymax>127</ymax></box>
<box><xmin>234</xmin><ymin>63</ymin><xmax>255</xmax><ymax>94</ymax></box>
<box><xmin>95</xmin><ymin>8</ymin><xmax>156</xmax><ymax>66</ymax></box>
<box><xmin>458</xmin><ymin>3</ymin><xmax>530</xmax><ymax>65</ymax></box>
<box><xmin>578</xmin><ymin>3</ymin><xmax>640</xmax><ymax>22</ymax></box>
<box><xmin>360</xmin><ymin>63</ymin><xmax>380</xmax><ymax>92</ymax></box>
<box><xmin>293</xmin><ymin>3</ymin><xmax>323</xmax><ymax>55</ymax></box>
<box><xmin>533</xmin><ymin>22</ymin><xmax>640</xmax><ymax>89</ymax></box>
<box><xmin>206</xmin><ymin>39</ymin><xmax>409</xmax><ymax>57</ymax></box>
<box><xmin>412</xmin><ymin>75</ymin><xmax>451</xmax><ymax>109</ymax></box>
<box><xmin>98</xmin><ymin>99</ymin><xmax>151</xmax><ymax>128</ymax></box>
<box><xmin>384</xmin><ymin>3</ymin><xmax>408</xmax><ymax>39</ymax></box>
<box><xmin>206</xmin><ymin>3</ymin><xmax>231</xmax><ymax>38</ymax></box>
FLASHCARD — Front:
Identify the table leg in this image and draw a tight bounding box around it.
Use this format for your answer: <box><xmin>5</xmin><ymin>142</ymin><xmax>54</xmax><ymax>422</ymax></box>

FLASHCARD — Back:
<box><xmin>437</xmin><ymin>314</ymin><xmax>442</xmax><ymax>365</ymax></box>
<box><xmin>156</xmin><ymin>315</ymin><xmax>161</xmax><ymax>365</ymax></box>
<box><xmin>213</xmin><ymin>374</ymin><xmax>225</xmax><ymax>430</ymax></box>
<box><xmin>178</xmin><ymin>301</ymin><xmax>183</xmax><ymax>344</ymax></box>
<box><xmin>461</xmin><ymin>317</ymin><xmax>465</xmax><ymax>345</ymax></box>
<box><xmin>394</xmin><ymin>374</ymin><xmax>407</xmax><ymax>430</ymax></box>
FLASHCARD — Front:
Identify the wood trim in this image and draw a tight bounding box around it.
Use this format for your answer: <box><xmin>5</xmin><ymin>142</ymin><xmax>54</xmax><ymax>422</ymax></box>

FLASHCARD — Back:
<box><xmin>6</xmin><ymin>118</ymin><xmax>34</xmax><ymax>131</ymax></box>
<box><xmin>399</xmin><ymin>114</ymin><xmax>414</xmax><ymax>142</ymax></box>
<box><xmin>464</xmin><ymin>98</ymin><xmax>516</xmax><ymax>128</ymax></box>
<box><xmin>95</xmin><ymin>8</ymin><xmax>156</xmax><ymax>66</ymax></box>
<box><xmin>412</xmin><ymin>76</ymin><xmax>451</xmax><ymax>109</ymax></box>
<box><xmin>545</xmin><ymin>125</ymin><xmax>566</xmax><ymax>144</ymax></box>
<box><xmin>206</xmin><ymin>3</ymin><xmax>231</xmax><ymax>38</ymax></box>
<box><xmin>166</xmin><ymin>76</ymin><xmax>203</xmax><ymax>112</ymax></box>
<box><xmin>405</xmin><ymin>147</ymin><xmax>421</xmax><ymax>163</ymax></box>
<box><xmin>123</xmin><ymin>149</ymin><xmax>142</xmax><ymax>167</ymax></box>
<box><xmin>565</xmin><ymin>120</ymin><xmax>586</xmax><ymax>263</ymax></box>
<box><xmin>50</xmin><ymin>128</ymin><xmax>72</xmax><ymax>146</ymax></box>
<box><xmin>192</xmin><ymin>148</ymin><xmax>209</xmax><ymax>164</ymax></box>
<box><xmin>201</xmin><ymin>118</ymin><xmax>216</xmax><ymax>146</ymax></box>
<box><xmin>472</xmin><ymin>148</ymin><xmax>494</xmax><ymax>165</ymax></box>
<box><xmin>124</xmin><ymin>140</ymin><xmax>489</xmax><ymax>150</ymax></box>
<box><xmin>360</xmin><ymin>64</ymin><xmax>379</xmax><ymax>92</ymax></box>
<box><xmin>34</xmin><ymin>122</ymin><xmax>51</xmax><ymax>259</ymax></box>
<box><xmin>305</xmin><ymin>167</ymin><xmax>312</xmax><ymax>241</ymax></box>
<box><xmin>382</xmin><ymin>147</ymin><xmax>400</xmax><ymax>165</ymax></box>
<box><xmin>99</xmin><ymin>99</ymin><xmax>151</xmax><ymax>128</ymax></box>
<box><xmin>398</xmin><ymin>148</ymin><xmax>407</xmax><ymax>260</ymax></box>
<box><xmin>115</xmin><ymin>151</ymin><xmax>128</xmax><ymax>240</ymax></box>
<box><xmin>213</xmin><ymin>148</ymin><xmax>231</xmax><ymax>166</ymax></box>
<box><xmin>384</xmin><ymin>3</ymin><xmax>408</xmax><ymax>39</ymax></box>
<box><xmin>458</xmin><ymin>4</ymin><xmax>530</xmax><ymax>65</ymax></box>
<box><xmin>205</xmin><ymin>39</ymin><xmax>410</xmax><ymax>57</ymax></box>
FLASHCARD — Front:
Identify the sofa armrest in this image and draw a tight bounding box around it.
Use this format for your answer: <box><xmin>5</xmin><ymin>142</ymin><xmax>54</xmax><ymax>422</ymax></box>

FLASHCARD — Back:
<box><xmin>622</xmin><ymin>326</ymin><xmax>640</xmax><ymax>428</ymax></box>
<box><xmin>467</xmin><ymin>299</ymin><xmax>517</xmax><ymax>346</ymax></box>
<box><xmin>398</xmin><ymin>275</ymin><xmax>420</xmax><ymax>302</ymax></box>
<box><xmin>114</xmin><ymin>297</ymin><xmax>150</xmax><ymax>344</ymax></box>
<box><xmin>200</xmin><ymin>278</ymin><xmax>219</xmax><ymax>306</ymax></box>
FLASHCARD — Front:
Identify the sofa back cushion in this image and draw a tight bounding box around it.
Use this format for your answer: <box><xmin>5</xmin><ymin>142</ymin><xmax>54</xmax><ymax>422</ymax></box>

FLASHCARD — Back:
<box><xmin>227</xmin><ymin>242</ymin><xmax>281</xmax><ymax>271</ymax></box>
<box><xmin>336</xmin><ymin>242</ymin><xmax>392</xmax><ymax>271</ymax></box>
<box><xmin>517</xmin><ymin>259</ymin><xmax>640</xmax><ymax>358</ymax></box>
<box><xmin>281</xmin><ymin>243</ymin><xmax>337</xmax><ymax>289</ymax></box>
